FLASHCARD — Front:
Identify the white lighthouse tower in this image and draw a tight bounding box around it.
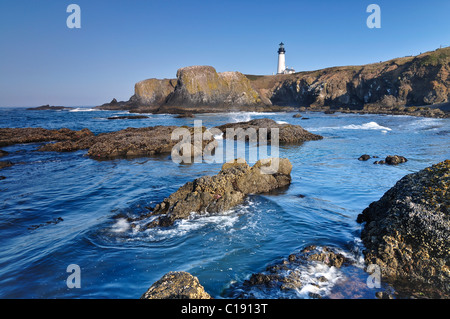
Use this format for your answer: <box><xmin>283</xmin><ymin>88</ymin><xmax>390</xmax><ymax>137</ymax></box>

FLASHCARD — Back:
<box><xmin>277</xmin><ymin>42</ymin><xmax>286</xmax><ymax>74</ymax></box>
<box><xmin>277</xmin><ymin>42</ymin><xmax>295</xmax><ymax>74</ymax></box>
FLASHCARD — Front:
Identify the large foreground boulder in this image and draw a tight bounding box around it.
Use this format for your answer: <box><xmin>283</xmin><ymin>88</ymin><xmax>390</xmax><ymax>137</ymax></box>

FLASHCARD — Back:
<box><xmin>215</xmin><ymin>118</ymin><xmax>323</xmax><ymax>144</ymax></box>
<box><xmin>141</xmin><ymin>271</ymin><xmax>211</xmax><ymax>299</ymax></box>
<box><xmin>138</xmin><ymin>158</ymin><xmax>292</xmax><ymax>228</ymax></box>
<box><xmin>357</xmin><ymin>160</ymin><xmax>450</xmax><ymax>297</ymax></box>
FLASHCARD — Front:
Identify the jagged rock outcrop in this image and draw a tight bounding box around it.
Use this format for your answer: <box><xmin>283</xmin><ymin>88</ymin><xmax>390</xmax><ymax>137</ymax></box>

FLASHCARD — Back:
<box><xmin>96</xmin><ymin>66</ymin><xmax>287</xmax><ymax>113</ymax></box>
<box><xmin>2</xmin><ymin>125</ymin><xmax>214</xmax><ymax>160</ymax></box>
<box><xmin>86</xmin><ymin>125</ymin><xmax>215</xmax><ymax>160</ymax></box>
<box><xmin>141</xmin><ymin>271</ymin><xmax>211</xmax><ymax>299</ymax></box>
<box><xmin>215</xmin><ymin>118</ymin><xmax>323</xmax><ymax>144</ymax></box>
<box><xmin>135</xmin><ymin>158</ymin><xmax>292</xmax><ymax>228</ymax></box>
<box><xmin>227</xmin><ymin>245</ymin><xmax>353</xmax><ymax>299</ymax></box>
<box><xmin>357</xmin><ymin>160</ymin><xmax>450</xmax><ymax>297</ymax></box>
<box><xmin>165</xmin><ymin>66</ymin><xmax>263</xmax><ymax>109</ymax></box>
<box><xmin>133</xmin><ymin>78</ymin><xmax>177</xmax><ymax>106</ymax></box>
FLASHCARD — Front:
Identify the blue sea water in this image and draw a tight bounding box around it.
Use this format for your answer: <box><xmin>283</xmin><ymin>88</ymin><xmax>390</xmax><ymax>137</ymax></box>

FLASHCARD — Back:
<box><xmin>0</xmin><ymin>107</ymin><xmax>448</xmax><ymax>299</ymax></box>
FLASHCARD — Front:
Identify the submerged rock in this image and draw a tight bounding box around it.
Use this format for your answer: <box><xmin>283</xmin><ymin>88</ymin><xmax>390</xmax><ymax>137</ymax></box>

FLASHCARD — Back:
<box><xmin>358</xmin><ymin>154</ymin><xmax>371</xmax><ymax>161</ymax></box>
<box><xmin>106</xmin><ymin>115</ymin><xmax>149</xmax><ymax>120</ymax></box>
<box><xmin>229</xmin><ymin>246</ymin><xmax>353</xmax><ymax>298</ymax></box>
<box><xmin>140</xmin><ymin>271</ymin><xmax>211</xmax><ymax>299</ymax></box>
<box><xmin>357</xmin><ymin>160</ymin><xmax>450</xmax><ymax>297</ymax></box>
<box><xmin>215</xmin><ymin>118</ymin><xmax>323</xmax><ymax>144</ymax></box>
<box><xmin>0</xmin><ymin>161</ymin><xmax>13</xmax><ymax>169</ymax></box>
<box><xmin>385</xmin><ymin>155</ymin><xmax>408</xmax><ymax>165</ymax></box>
<box><xmin>26</xmin><ymin>105</ymin><xmax>72</xmax><ymax>111</ymax></box>
<box><xmin>0</xmin><ymin>127</ymin><xmax>94</xmax><ymax>147</ymax></box>
<box><xmin>0</xmin><ymin>150</ymin><xmax>8</xmax><ymax>157</ymax></box>
<box><xmin>138</xmin><ymin>158</ymin><xmax>292</xmax><ymax>228</ymax></box>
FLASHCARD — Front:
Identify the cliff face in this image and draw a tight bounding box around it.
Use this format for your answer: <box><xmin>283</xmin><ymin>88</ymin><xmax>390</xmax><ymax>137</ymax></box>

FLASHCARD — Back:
<box><xmin>97</xmin><ymin>48</ymin><xmax>449</xmax><ymax>115</ymax></box>
<box><xmin>132</xmin><ymin>78</ymin><xmax>177</xmax><ymax>106</ymax></box>
<box><xmin>165</xmin><ymin>66</ymin><xmax>263</xmax><ymax>110</ymax></box>
<box><xmin>249</xmin><ymin>47</ymin><xmax>450</xmax><ymax>110</ymax></box>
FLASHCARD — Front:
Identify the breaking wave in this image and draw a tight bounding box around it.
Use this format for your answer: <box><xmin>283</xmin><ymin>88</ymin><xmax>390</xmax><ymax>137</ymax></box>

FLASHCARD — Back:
<box><xmin>341</xmin><ymin>122</ymin><xmax>392</xmax><ymax>131</ymax></box>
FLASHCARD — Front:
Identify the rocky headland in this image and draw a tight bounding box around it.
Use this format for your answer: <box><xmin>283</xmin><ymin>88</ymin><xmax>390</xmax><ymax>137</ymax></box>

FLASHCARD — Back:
<box><xmin>98</xmin><ymin>48</ymin><xmax>450</xmax><ymax>118</ymax></box>
<box><xmin>357</xmin><ymin>160</ymin><xmax>450</xmax><ymax>298</ymax></box>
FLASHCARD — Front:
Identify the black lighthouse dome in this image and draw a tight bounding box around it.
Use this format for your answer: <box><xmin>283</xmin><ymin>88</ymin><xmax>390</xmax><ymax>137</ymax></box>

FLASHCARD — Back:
<box><xmin>278</xmin><ymin>42</ymin><xmax>285</xmax><ymax>54</ymax></box>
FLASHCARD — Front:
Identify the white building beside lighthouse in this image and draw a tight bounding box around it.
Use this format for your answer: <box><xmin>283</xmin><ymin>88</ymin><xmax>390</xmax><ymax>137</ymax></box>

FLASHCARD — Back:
<box><xmin>277</xmin><ymin>42</ymin><xmax>295</xmax><ymax>74</ymax></box>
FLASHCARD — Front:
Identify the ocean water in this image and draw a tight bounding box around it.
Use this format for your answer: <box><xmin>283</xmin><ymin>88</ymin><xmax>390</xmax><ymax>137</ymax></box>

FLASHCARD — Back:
<box><xmin>0</xmin><ymin>107</ymin><xmax>449</xmax><ymax>299</ymax></box>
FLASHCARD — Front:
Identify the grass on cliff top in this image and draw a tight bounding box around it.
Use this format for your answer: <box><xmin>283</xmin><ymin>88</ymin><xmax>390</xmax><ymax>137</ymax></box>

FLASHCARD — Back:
<box><xmin>415</xmin><ymin>47</ymin><xmax>450</xmax><ymax>67</ymax></box>
<box><xmin>245</xmin><ymin>47</ymin><xmax>450</xmax><ymax>83</ymax></box>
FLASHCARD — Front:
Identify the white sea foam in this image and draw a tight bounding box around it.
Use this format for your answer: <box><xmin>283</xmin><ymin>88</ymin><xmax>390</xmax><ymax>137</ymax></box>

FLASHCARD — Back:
<box><xmin>341</xmin><ymin>121</ymin><xmax>392</xmax><ymax>131</ymax></box>
<box><xmin>227</xmin><ymin>112</ymin><xmax>277</xmax><ymax>123</ymax></box>
<box><xmin>69</xmin><ymin>108</ymin><xmax>97</xmax><ymax>112</ymax></box>
<box><xmin>136</xmin><ymin>209</ymin><xmax>243</xmax><ymax>241</ymax></box>
<box><xmin>276</xmin><ymin>121</ymin><xmax>289</xmax><ymax>124</ymax></box>
<box><xmin>111</xmin><ymin>218</ymin><xmax>130</xmax><ymax>233</ymax></box>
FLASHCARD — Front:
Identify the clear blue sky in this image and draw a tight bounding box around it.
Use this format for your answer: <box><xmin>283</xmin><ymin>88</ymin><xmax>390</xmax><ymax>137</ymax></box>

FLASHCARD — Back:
<box><xmin>0</xmin><ymin>0</ymin><xmax>449</xmax><ymax>107</ymax></box>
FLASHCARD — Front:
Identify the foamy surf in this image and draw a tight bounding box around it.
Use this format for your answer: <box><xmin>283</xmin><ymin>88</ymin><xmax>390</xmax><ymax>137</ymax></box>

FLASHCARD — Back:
<box><xmin>342</xmin><ymin>121</ymin><xmax>392</xmax><ymax>131</ymax></box>
<box><xmin>227</xmin><ymin>112</ymin><xmax>277</xmax><ymax>123</ymax></box>
<box><xmin>111</xmin><ymin>218</ymin><xmax>130</xmax><ymax>233</ymax></box>
<box><xmin>69</xmin><ymin>108</ymin><xmax>97</xmax><ymax>112</ymax></box>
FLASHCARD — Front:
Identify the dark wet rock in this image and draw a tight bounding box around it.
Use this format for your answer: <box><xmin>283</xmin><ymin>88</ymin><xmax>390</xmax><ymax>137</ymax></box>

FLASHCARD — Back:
<box><xmin>385</xmin><ymin>155</ymin><xmax>408</xmax><ymax>165</ymax></box>
<box><xmin>0</xmin><ymin>161</ymin><xmax>13</xmax><ymax>169</ymax></box>
<box><xmin>38</xmin><ymin>136</ymin><xmax>97</xmax><ymax>152</ymax></box>
<box><xmin>375</xmin><ymin>291</ymin><xmax>394</xmax><ymax>299</ymax></box>
<box><xmin>87</xmin><ymin>125</ymin><xmax>215</xmax><ymax>160</ymax></box>
<box><xmin>374</xmin><ymin>160</ymin><xmax>386</xmax><ymax>164</ymax></box>
<box><xmin>358</xmin><ymin>154</ymin><xmax>371</xmax><ymax>161</ymax></box>
<box><xmin>140</xmin><ymin>271</ymin><xmax>211</xmax><ymax>299</ymax></box>
<box><xmin>357</xmin><ymin>160</ymin><xmax>450</xmax><ymax>297</ymax></box>
<box><xmin>0</xmin><ymin>176</ymin><xmax>5</xmax><ymax>180</ymax></box>
<box><xmin>28</xmin><ymin>217</ymin><xmax>64</xmax><ymax>230</ymax></box>
<box><xmin>324</xmin><ymin>110</ymin><xmax>335</xmax><ymax>114</ymax></box>
<box><xmin>175</xmin><ymin>113</ymin><xmax>195</xmax><ymax>118</ymax></box>
<box><xmin>138</xmin><ymin>158</ymin><xmax>292</xmax><ymax>228</ymax></box>
<box><xmin>307</xmin><ymin>246</ymin><xmax>348</xmax><ymax>268</ymax></box>
<box><xmin>231</xmin><ymin>246</ymin><xmax>353</xmax><ymax>298</ymax></box>
<box><xmin>0</xmin><ymin>150</ymin><xmax>8</xmax><ymax>157</ymax></box>
<box><xmin>300</xmin><ymin>117</ymin><xmax>309</xmax><ymax>120</ymax></box>
<box><xmin>0</xmin><ymin>127</ymin><xmax>94</xmax><ymax>148</ymax></box>
<box><xmin>26</xmin><ymin>105</ymin><xmax>72</xmax><ymax>111</ymax></box>
<box><xmin>293</xmin><ymin>113</ymin><xmax>302</xmax><ymax>118</ymax></box>
<box><xmin>106</xmin><ymin>115</ymin><xmax>149</xmax><ymax>120</ymax></box>
<box><xmin>215</xmin><ymin>118</ymin><xmax>323</xmax><ymax>144</ymax></box>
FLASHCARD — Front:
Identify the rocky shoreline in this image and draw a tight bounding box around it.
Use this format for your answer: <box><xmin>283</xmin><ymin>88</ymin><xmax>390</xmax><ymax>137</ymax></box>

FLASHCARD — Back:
<box><xmin>140</xmin><ymin>160</ymin><xmax>449</xmax><ymax>299</ymax></box>
<box><xmin>96</xmin><ymin>48</ymin><xmax>450</xmax><ymax>119</ymax></box>
<box><xmin>357</xmin><ymin>160</ymin><xmax>450</xmax><ymax>298</ymax></box>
